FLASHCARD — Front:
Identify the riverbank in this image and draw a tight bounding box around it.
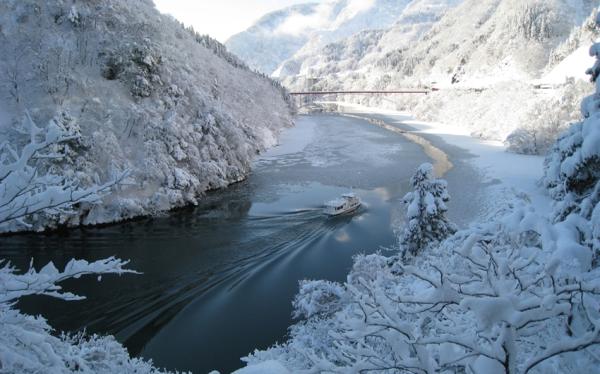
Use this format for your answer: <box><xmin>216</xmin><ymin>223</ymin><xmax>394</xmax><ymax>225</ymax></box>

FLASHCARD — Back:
<box><xmin>323</xmin><ymin>102</ymin><xmax>553</xmax><ymax>221</ymax></box>
<box><xmin>1</xmin><ymin>112</ymin><xmax>453</xmax><ymax>374</ymax></box>
<box><xmin>233</xmin><ymin>104</ymin><xmax>574</xmax><ymax>374</ymax></box>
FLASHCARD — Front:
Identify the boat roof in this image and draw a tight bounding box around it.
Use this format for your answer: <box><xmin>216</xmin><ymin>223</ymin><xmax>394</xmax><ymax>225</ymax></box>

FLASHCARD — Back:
<box><xmin>325</xmin><ymin>198</ymin><xmax>346</xmax><ymax>207</ymax></box>
<box><xmin>326</xmin><ymin>193</ymin><xmax>358</xmax><ymax>207</ymax></box>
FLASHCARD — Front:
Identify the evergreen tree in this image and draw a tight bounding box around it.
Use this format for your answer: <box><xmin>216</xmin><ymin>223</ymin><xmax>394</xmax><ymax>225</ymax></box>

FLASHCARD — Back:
<box><xmin>400</xmin><ymin>163</ymin><xmax>456</xmax><ymax>257</ymax></box>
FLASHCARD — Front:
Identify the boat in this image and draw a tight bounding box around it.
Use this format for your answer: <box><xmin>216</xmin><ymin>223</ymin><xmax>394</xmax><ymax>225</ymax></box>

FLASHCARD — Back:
<box><xmin>324</xmin><ymin>193</ymin><xmax>361</xmax><ymax>216</ymax></box>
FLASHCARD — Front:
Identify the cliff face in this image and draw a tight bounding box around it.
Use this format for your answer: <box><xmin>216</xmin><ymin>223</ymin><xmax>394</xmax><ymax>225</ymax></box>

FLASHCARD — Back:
<box><xmin>0</xmin><ymin>0</ymin><xmax>294</xmax><ymax>230</ymax></box>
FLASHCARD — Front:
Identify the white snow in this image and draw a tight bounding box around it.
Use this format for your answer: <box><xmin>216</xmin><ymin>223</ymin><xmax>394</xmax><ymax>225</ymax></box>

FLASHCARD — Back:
<box><xmin>0</xmin><ymin>258</ymin><xmax>173</xmax><ymax>374</ymax></box>
<box><xmin>400</xmin><ymin>162</ymin><xmax>456</xmax><ymax>256</ymax></box>
<box><xmin>240</xmin><ymin>4</ymin><xmax>600</xmax><ymax>373</ymax></box>
<box><xmin>543</xmin><ymin>44</ymin><xmax>596</xmax><ymax>83</ymax></box>
<box><xmin>4</xmin><ymin>1</ymin><xmax>600</xmax><ymax>373</ymax></box>
<box><xmin>277</xmin><ymin>0</ymin><xmax>596</xmax><ymax>91</ymax></box>
<box><xmin>232</xmin><ymin>360</ymin><xmax>291</xmax><ymax>374</ymax></box>
<box><xmin>275</xmin><ymin>1</ymin><xmax>596</xmax><ymax>159</ymax></box>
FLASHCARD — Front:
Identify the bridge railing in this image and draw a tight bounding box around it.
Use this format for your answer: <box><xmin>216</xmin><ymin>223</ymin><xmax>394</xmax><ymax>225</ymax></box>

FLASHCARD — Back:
<box><xmin>289</xmin><ymin>88</ymin><xmax>438</xmax><ymax>95</ymax></box>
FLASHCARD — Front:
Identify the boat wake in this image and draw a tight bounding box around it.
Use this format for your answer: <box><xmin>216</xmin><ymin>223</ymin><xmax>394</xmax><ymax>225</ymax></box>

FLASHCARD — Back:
<box><xmin>81</xmin><ymin>207</ymin><xmax>350</xmax><ymax>355</ymax></box>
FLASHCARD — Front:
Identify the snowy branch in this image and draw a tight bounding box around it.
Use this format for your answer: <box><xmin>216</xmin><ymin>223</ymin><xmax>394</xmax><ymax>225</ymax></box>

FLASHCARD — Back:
<box><xmin>0</xmin><ymin>257</ymin><xmax>139</xmax><ymax>304</ymax></box>
<box><xmin>0</xmin><ymin>113</ymin><xmax>126</xmax><ymax>232</ymax></box>
<box><xmin>524</xmin><ymin>328</ymin><xmax>600</xmax><ymax>373</ymax></box>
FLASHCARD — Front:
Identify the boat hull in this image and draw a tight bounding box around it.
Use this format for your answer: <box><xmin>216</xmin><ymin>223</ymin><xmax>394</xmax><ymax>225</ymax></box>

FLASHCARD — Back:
<box><xmin>324</xmin><ymin>202</ymin><xmax>361</xmax><ymax>216</ymax></box>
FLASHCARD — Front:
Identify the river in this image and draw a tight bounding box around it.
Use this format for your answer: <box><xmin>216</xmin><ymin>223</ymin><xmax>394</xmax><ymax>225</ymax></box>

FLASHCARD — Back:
<box><xmin>0</xmin><ymin>109</ymin><xmax>483</xmax><ymax>373</ymax></box>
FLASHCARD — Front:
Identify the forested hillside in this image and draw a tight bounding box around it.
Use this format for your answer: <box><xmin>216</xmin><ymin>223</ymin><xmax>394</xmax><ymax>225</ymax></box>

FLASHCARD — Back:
<box><xmin>0</xmin><ymin>0</ymin><xmax>294</xmax><ymax>232</ymax></box>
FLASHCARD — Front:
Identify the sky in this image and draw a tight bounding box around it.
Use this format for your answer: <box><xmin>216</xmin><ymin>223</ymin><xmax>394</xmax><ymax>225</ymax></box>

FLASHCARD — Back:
<box><xmin>153</xmin><ymin>0</ymin><xmax>326</xmax><ymax>42</ymax></box>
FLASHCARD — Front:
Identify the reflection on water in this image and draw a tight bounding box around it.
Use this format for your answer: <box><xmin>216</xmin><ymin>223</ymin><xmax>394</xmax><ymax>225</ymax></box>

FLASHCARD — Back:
<box><xmin>0</xmin><ymin>113</ymin><xmax>435</xmax><ymax>373</ymax></box>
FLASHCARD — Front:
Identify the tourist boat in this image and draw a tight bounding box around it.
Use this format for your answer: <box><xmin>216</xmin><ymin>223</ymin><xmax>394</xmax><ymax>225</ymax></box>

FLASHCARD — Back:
<box><xmin>324</xmin><ymin>193</ymin><xmax>361</xmax><ymax>216</ymax></box>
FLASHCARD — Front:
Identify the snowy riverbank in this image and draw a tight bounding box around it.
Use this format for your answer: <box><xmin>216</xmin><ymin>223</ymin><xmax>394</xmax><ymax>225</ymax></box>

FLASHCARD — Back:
<box><xmin>232</xmin><ymin>103</ymin><xmax>557</xmax><ymax>374</ymax></box>
<box><xmin>237</xmin><ymin>72</ymin><xmax>600</xmax><ymax>372</ymax></box>
<box><xmin>327</xmin><ymin>102</ymin><xmax>554</xmax><ymax>220</ymax></box>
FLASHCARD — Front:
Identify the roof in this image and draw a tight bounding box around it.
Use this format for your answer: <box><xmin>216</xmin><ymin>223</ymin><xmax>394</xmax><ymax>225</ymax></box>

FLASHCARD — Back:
<box><xmin>325</xmin><ymin>198</ymin><xmax>346</xmax><ymax>207</ymax></box>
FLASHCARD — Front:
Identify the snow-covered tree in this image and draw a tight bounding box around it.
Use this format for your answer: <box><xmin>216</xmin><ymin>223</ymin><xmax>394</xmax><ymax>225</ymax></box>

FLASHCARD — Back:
<box><xmin>0</xmin><ymin>114</ymin><xmax>124</xmax><ymax>232</ymax></box>
<box><xmin>240</xmin><ymin>15</ymin><xmax>600</xmax><ymax>372</ymax></box>
<box><xmin>400</xmin><ymin>163</ymin><xmax>456</xmax><ymax>257</ymax></box>
<box><xmin>0</xmin><ymin>257</ymin><xmax>178</xmax><ymax>373</ymax></box>
<box><xmin>0</xmin><ymin>115</ymin><xmax>177</xmax><ymax>372</ymax></box>
<box><xmin>243</xmin><ymin>203</ymin><xmax>600</xmax><ymax>373</ymax></box>
<box><xmin>542</xmin><ymin>12</ymin><xmax>600</xmax><ymax>261</ymax></box>
<box><xmin>506</xmin><ymin>80</ymin><xmax>588</xmax><ymax>155</ymax></box>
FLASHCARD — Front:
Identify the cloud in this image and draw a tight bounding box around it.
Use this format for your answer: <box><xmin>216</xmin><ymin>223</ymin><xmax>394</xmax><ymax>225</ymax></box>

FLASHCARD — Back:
<box><xmin>154</xmin><ymin>0</ymin><xmax>328</xmax><ymax>42</ymax></box>
<box><xmin>331</xmin><ymin>0</ymin><xmax>375</xmax><ymax>28</ymax></box>
<box><xmin>273</xmin><ymin>0</ymin><xmax>376</xmax><ymax>36</ymax></box>
<box><xmin>274</xmin><ymin>3</ymin><xmax>334</xmax><ymax>35</ymax></box>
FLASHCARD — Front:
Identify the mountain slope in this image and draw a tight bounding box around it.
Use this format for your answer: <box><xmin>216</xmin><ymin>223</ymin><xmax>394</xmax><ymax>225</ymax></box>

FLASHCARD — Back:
<box><xmin>282</xmin><ymin>0</ymin><xmax>597</xmax><ymax>92</ymax></box>
<box><xmin>278</xmin><ymin>0</ymin><xmax>462</xmax><ymax>88</ymax></box>
<box><xmin>394</xmin><ymin>0</ymin><xmax>598</xmax><ymax>84</ymax></box>
<box><xmin>0</xmin><ymin>0</ymin><xmax>293</xmax><ymax>231</ymax></box>
<box><xmin>226</xmin><ymin>0</ymin><xmax>415</xmax><ymax>75</ymax></box>
<box><xmin>225</xmin><ymin>3</ymin><xmax>322</xmax><ymax>76</ymax></box>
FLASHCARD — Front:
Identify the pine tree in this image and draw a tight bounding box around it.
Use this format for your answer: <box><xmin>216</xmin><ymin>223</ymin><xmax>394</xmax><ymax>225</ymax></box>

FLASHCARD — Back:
<box><xmin>400</xmin><ymin>163</ymin><xmax>456</xmax><ymax>257</ymax></box>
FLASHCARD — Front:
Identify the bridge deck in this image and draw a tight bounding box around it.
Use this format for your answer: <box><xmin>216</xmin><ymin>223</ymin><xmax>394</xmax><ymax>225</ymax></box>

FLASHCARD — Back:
<box><xmin>289</xmin><ymin>89</ymin><xmax>436</xmax><ymax>95</ymax></box>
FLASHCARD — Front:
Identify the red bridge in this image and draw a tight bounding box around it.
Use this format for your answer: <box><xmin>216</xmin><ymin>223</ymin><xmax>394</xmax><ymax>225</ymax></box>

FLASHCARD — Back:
<box><xmin>289</xmin><ymin>89</ymin><xmax>438</xmax><ymax>95</ymax></box>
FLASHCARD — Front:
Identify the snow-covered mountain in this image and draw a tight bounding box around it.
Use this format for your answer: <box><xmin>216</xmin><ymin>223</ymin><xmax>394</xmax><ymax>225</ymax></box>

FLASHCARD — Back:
<box><xmin>281</xmin><ymin>0</ymin><xmax>597</xmax><ymax>91</ymax></box>
<box><xmin>226</xmin><ymin>0</ymin><xmax>417</xmax><ymax>75</ymax></box>
<box><xmin>225</xmin><ymin>3</ymin><xmax>323</xmax><ymax>76</ymax></box>
<box><xmin>0</xmin><ymin>0</ymin><xmax>293</xmax><ymax>231</ymax></box>
<box><xmin>277</xmin><ymin>0</ymin><xmax>462</xmax><ymax>87</ymax></box>
<box><xmin>385</xmin><ymin>0</ymin><xmax>598</xmax><ymax>84</ymax></box>
<box><xmin>544</xmin><ymin>5</ymin><xmax>600</xmax><ymax>83</ymax></box>
<box><xmin>272</xmin><ymin>0</ymin><xmax>598</xmax><ymax>151</ymax></box>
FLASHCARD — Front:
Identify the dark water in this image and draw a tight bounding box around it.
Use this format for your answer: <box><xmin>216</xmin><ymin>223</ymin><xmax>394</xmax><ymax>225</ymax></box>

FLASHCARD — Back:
<box><xmin>0</xmin><ymin>113</ymin><xmax>480</xmax><ymax>373</ymax></box>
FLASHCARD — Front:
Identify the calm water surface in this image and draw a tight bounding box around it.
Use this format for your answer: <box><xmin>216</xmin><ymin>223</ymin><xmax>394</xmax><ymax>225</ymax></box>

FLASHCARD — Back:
<box><xmin>0</xmin><ymin>112</ymin><xmax>479</xmax><ymax>373</ymax></box>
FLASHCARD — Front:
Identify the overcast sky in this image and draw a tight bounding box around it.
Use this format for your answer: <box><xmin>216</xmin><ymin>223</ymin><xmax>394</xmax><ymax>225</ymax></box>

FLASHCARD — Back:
<box><xmin>153</xmin><ymin>0</ymin><xmax>325</xmax><ymax>42</ymax></box>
